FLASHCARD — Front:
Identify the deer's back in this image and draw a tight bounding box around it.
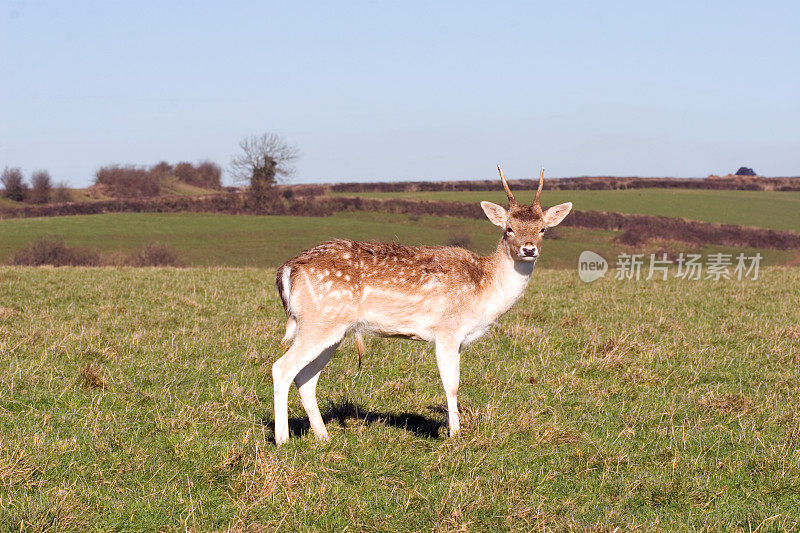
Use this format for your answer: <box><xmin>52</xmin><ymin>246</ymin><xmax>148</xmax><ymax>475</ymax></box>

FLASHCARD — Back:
<box><xmin>279</xmin><ymin>240</ymin><xmax>493</xmax><ymax>335</ymax></box>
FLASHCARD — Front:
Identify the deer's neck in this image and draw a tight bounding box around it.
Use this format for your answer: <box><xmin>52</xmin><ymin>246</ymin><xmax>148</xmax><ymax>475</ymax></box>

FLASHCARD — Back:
<box><xmin>478</xmin><ymin>239</ymin><xmax>534</xmax><ymax>319</ymax></box>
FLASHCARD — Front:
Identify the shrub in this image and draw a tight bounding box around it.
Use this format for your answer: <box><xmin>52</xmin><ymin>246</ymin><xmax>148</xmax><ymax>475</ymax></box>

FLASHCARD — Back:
<box><xmin>173</xmin><ymin>162</ymin><xmax>197</xmax><ymax>186</ymax></box>
<box><xmin>29</xmin><ymin>170</ymin><xmax>53</xmax><ymax>204</ymax></box>
<box><xmin>1</xmin><ymin>167</ymin><xmax>28</xmax><ymax>201</ymax></box>
<box><xmin>194</xmin><ymin>161</ymin><xmax>222</xmax><ymax>189</ymax></box>
<box><xmin>615</xmin><ymin>227</ymin><xmax>649</xmax><ymax>247</ymax></box>
<box><xmin>7</xmin><ymin>238</ymin><xmax>185</xmax><ymax>267</ymax></box>
<box><xmin>127</xmin><ymin>243</ymin><xmax>184</xmax><ymax>267</ymax></box>
<box><xmin>95</xmin><ymin>165</ymin><xmax>160</xmax><ymax>198</ymax></box>
<box><xmin>53</xmin><ymin>181</ymin><xmax>72</xmax><ymax>202</ymax></box>
<box><xmin>151</xmin><ymin>161</ymin><xmax>174</xmax><ymax>175</ymax></box>
<box><xmin>10</xmin><ymin>237</ymin><xmax>101</xmax><ymax>266</ymax></box>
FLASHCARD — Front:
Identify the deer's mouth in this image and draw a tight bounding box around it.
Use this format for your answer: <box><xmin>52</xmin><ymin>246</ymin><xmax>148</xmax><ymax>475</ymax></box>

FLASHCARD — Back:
<box><xmin>517</xmin><ymin>246</ymin><xmax>539</xmax><ymax>262</ymax></box>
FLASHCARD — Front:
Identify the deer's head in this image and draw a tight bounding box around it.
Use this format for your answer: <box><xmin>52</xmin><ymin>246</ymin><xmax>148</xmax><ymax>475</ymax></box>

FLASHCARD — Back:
<box><xmin>481</xmin><ymin>165</ymin><xmax>572</xmax><ymax>262</ymax></box>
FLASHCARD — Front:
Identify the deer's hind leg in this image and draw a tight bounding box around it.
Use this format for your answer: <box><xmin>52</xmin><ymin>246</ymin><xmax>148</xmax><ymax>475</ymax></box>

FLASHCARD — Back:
<box><xmin>294</xmin><ymin>342</ymin><xmax>339</xmax><ymax>441</ymax></box>
<box><xmin>272</xmin><ymin>327</ymin><xmax>345</xmax><ymax>445</ymax></box>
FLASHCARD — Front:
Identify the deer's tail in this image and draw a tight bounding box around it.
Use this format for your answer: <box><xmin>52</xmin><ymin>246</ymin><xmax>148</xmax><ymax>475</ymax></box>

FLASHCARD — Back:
<box><xmin>276</xmin><ymin>266</ymin><xmax>298</xmax><ymax>347</ymax></box>
<box><xmin>355</xmin><ymin>332</ymin><xmax>365</xmax><ymax>371</ymax></box>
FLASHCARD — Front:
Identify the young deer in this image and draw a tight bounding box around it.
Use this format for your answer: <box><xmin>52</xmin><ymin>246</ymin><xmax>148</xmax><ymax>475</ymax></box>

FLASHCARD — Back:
<box><xmin>272</xmin><ymin>166</ymin><xmax>572</xmax><ymax>445</ymax></box>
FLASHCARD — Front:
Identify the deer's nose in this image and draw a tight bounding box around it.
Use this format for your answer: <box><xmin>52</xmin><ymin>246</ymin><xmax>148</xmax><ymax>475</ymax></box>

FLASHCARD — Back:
<box><xmin>520</xmin><ymin>244</ymin><xmax>539</xmax><ymax>258</ymax></box>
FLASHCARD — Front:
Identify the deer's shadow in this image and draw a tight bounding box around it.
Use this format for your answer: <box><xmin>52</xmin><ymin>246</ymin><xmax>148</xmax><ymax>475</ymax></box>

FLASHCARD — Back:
<box><xmin>262</xmin><ymin>399</ymin><xmax>446</xmax><ymax>442</ymax></box>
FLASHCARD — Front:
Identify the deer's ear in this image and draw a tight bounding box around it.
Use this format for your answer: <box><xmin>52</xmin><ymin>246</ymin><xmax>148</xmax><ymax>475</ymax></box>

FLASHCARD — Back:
<box><xmin>481</xmin><ymin>201</ymin><xmax>507</xmax><ymax>227</ymax></box>
<box><xmin>543</xmin><ymin>202</ymin><xmax>572</xmax><ymax>228</ymax></box>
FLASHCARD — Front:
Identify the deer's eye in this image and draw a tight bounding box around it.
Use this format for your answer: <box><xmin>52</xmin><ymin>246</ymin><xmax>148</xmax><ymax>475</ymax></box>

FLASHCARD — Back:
<box><xmin>505</xmin><ymin>227</ymin><xmax>514</xmax><ymax>235</ymax></box>
<box><xmin>540</xmin><ymin>227</ymin><xmax>547</xmax><ymax>234</ymax></box>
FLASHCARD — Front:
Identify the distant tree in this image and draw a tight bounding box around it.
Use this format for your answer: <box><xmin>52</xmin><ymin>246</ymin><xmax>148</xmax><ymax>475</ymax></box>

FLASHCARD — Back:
<box><xmin>230</xmin><ymin>133</ymin><xmax>300</xmax><ymax>206</ymax></box>
<box><xmin>29</xmin><ymin>169</ymin><xmax>53</xmax><ymax>204</ymax></box>
<box><xmin>95</xmin><ymin>164</ymin><xmax>160</xmax><ymax>198</ymax></box>
<box><xmin>1</xmin><ymin>167</ymin><xmax>28</xmax><ymax>201</ymax></box>
<box><xmin>735</xmin><ymin>167</ymin><xmax>757</xmax><ymax>176</ymax></box>
<box><xmin>195</xmin><ymin>161</ymin><xmax>222</xmax><ymax>189</ymax></box>
<box><xmin>173</xmin><ymin>161</ymin><xmax>197</xmax><ymax>186</ymax></box>
<box><xmin>151</xmin><ymin>161</ymin><xmax>174</xmax><ymax>175</ymax></box>
<box><xmin>53</xmin><ymin>181</ymin><xmax>72</xmax><ymax>202</ymax></box>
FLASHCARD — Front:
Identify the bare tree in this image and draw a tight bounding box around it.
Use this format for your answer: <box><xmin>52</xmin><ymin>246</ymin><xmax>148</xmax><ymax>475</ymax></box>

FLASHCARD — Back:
<box><xmin>53</xmin><ymin>181</ymin><xmax>72</xmax><ymax>202</ymax></box>
<box><xmin>1</xmin><ymin>167</ymin><xmax>28</xmax><ymax>202</ymax></box>
<box><xmin>30</xmin><ymin>170</ymin><xmax>53</xmax><ymax>204</ymax></box>
<box><xmin>230</xmin><ymin>133</ymin><xmax>300</xmax><ymax>206</ymax></box>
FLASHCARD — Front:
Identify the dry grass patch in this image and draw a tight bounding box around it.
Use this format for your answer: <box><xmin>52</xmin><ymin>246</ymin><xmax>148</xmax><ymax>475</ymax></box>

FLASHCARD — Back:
<box><xmin>0</xmin><ymin>448</ymin><xmax>41</xmax><ymax>488</ymax></box>
<box><xmin>582</xmin><ymin>333</ymin><xmax>637</xmax><ymax>371</ymax></box>
<box><xmin>698</xmin><ymin>392</ymin><xmax>753</xmax><ymax>414</ymax></box>
<box><xmin>536</xmin><ymin>424</ymin><xmax>583</xmax><ymax>446</ymax></box>
<box><xmin>625</xmin><ymin>365</ymin><xmax>661</xmax><ymax>385</ymax></box>
<box><xmin>225</xmin><ymin>432</ymin><xmax>314</xmax><ymax>515</ymax></box>
<box><xmin>2</xmin><ymin>489</ymin><xmax>93</xmax><ymax>531</ymax></box>
<box><xmin>778</xmin><ymin>324</ymin><xmax>800</xmax><ymax>339</ymax></box>
<box><xmin>559</xmin><ymin>313</ymin><xmax>586</xmax><ymax>328</ymax></box>
<box><xmin>79</xmin><ymin>363</ymin><xmax>106</xmax><ymax>390</ymax></box>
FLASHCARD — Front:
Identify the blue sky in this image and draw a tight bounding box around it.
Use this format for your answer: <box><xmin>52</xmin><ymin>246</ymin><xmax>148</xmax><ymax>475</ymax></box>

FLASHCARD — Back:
<box><xmin>1</xmin><ymin>1</ymin><xmax>798</xmax><ymax>186</ymax></box>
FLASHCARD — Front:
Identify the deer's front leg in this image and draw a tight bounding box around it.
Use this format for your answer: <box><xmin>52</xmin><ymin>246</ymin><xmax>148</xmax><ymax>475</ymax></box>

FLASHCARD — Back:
<box><xmin>435</xmin><ymin>337</ymin><xmax>461</xmax><ymax>437</ymax></box>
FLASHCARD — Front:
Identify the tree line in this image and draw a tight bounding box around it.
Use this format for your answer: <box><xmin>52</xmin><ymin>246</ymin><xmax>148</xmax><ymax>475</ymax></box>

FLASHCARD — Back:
<box><xmin>1</xmin><ymin>132</ymin><xmax>298</xmax><ymax>205</ymax></box>
<box><xmin>94</xmin><ymin>160</ymin><xmax>222</xmax><ymax>198</ymax></box>
<box><xmin>0</xmin><ymin>168</ymin><xmax>71</xmax><ymax>204</ymax></box>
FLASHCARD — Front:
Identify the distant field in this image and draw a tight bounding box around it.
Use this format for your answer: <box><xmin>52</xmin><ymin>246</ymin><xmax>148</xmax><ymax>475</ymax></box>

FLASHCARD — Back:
<box><xmin>1</xmin><ymin>212</ymin><xmax>797</xmax><ymax>268</ymax></box>
<box><xmin>1</xmin><ymin>267</ymin><xmax>798</xmax><ymax>530</ymax></box>
<box><xmin>330</xmin><ymin>188</ymin><xmax>800</xmax><ymax>232</ymax></box>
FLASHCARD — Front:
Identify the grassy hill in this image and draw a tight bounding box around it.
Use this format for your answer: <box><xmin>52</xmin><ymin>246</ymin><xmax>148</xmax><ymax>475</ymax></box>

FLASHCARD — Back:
<box><xmin>1</xmin><ymin>267</ymin><xmax>798</xmax><ymax>530</ymax></box>
<box><xmin>0</xmin><ymin>196</ymin><xmax>23</xmax><ymax>208</ymax></box>
<box><xmin>2</xmin><ymin>212</ymin><xmax>797</xmax><ymax>268</ymax></box>
<box><xmin>330</xmin><ymin>188</ymin><xmax>800</xmax><ymax>232</ymax></box>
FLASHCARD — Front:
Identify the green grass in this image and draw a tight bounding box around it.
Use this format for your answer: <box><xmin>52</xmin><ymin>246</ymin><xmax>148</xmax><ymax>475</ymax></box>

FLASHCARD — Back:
<box><xmin>0</xmin><ymin>197</ymin><xmax>23</xmax><ymax>208</ymax></box>
<box><xmin>2</xmin><ymin>212</ymin><xmax>798</xmax><ymax>270</ymax></box>
<box><xmin>158</xmin><ymin>176</ymin><xmax>218</xmax><ymax>197</ymax></box>
<box><xmin>1</xmin><ymin>267</ymin><xmax>799</xmax><ymax>530</ymax></box>
<box><xmin>331</xmin><ymin>188</ymin><xmax>800</xmax><ymax>232</ymax></box>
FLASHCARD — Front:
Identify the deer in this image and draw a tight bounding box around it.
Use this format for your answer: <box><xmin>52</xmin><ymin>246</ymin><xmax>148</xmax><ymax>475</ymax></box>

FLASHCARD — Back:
<box><xmin>272</xmin><ymin>166</ymin><xmax>572</xmax><ymax>445</ymax></box>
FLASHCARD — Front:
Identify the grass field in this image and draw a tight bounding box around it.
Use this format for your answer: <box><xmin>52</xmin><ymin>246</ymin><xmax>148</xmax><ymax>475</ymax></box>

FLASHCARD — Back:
<box><xmin>0</xmin><ymin>197</ymin><xmax>23</xmax><ymax>208</ymax></box>
<box><xmin>2</xmin><ymin>212</ymin><xmax>798</xmax><ymax>269</ymax></box>
<box><xmin>330</xmin><ymin>188</ymin><xmax>800</xmax><ymax>232</ymax></box>
<box><xmin>1</xmin><ymin>267</ymin><xmax>799</xmax><ymax>530</ymax></box>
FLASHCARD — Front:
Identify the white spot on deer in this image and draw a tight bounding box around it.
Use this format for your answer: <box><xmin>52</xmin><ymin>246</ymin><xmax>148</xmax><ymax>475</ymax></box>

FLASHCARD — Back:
<box><xmin>344</xmin><ymin>275</ymin><xmax>351</xmax><ymax>281</ymax></box>
<box><xmin>336</xmin><ymin>271</ymin><xmax>342</xmax><ymax>277</ymax></box>
<box><xmin>422</xmin><ymin>280</ymin><xmax>437</xmax><ymax>291</ymax></box>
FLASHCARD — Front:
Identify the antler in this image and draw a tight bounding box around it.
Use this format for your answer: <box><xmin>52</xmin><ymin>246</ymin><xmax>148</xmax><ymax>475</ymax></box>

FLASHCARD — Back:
<box><xmin>534</xmin><ymin>167</ymin><xmax>544</xmax><ymax>209</ymax></box>
<box><xmin>496</xmin><ymin>164</ymin><xmax>517</xmax><ymax>206</ymax></box>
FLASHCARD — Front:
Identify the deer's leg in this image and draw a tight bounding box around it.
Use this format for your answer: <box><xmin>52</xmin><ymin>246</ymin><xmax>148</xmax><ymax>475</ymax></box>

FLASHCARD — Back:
<box><xmin>294</xmin><ymin>342</ymin><xmax>339</xmax><ymax>441</ymax></box>
<box><xmin>435</xmin><ymin>337</ymin><xmax>462</xmax><ymax>437</ymax></box>
<box><xmin>272</xmin><ymin>331</ymin><xmax>343</xmax><ymax>445</ymax></box>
